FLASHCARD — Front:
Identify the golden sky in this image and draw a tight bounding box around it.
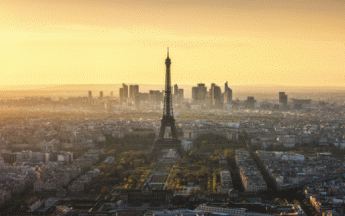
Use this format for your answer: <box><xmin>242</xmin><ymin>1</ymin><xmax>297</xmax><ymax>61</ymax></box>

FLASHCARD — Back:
<box><xmin>0</xmin><ymin>0</ymin><xmax>344</xmax><ymax>87</ymax></box>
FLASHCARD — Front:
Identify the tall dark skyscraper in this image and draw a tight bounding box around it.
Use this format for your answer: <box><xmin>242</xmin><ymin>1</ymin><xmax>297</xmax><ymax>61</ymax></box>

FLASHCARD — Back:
<box><xmin>174</xmin><ymin>84</ymin><xmax>179</xmax><ymax>96</ymax></box>
<box><xmin>279</xmin><ymin>92</ymin><xmax>288</xmax><ymax>105</ymax></box>
<box><xmin>210</xmin><ymin>83</ymin><xmax>222</xmax><ymax>108</ymax></box>
<box><xmin>173</xmin><ymin>84</ymin><xmax>183</xmax><ymax>104</ymax></box>
<box><xmin>151</xmin><ymin>49</ymin><xmax>184</xmax><ymax>159</ymax></box>
<box><xmin>119</xmin><ymin>83</ymin><xmax>128</xmax><ymax>103</ymax></box>
<box><xmin>192</xmin><ymin>87</ymin><xmax>197</xmax><ymax>101</ymax></box>
<box><xmin>99</xmin><ymin>91</ymin><xmax>103</xmax><ymax>99</ymax></box>
<box><xmin>122</xmin><ymin>84</ymin><xmax>128</xmax><ymax>99</ymax></box>
<box><xmin>210</xmin><ymin>83</ymin><xmax>216</xmax><ymax>105</ymax></box>
<box><xmin>129</xmin><ymin>85</ymin><xmax>139</xmax><ymax>101</ymax></box>
<box><xmin>224</xmin><ymin>81</ymin><xmax>232</xmax><ymax>104</ymax></box>
<box><xmin>88</xmin><ymin>91</ymin><xmax>92</xmax><ymax>98</ymax></box>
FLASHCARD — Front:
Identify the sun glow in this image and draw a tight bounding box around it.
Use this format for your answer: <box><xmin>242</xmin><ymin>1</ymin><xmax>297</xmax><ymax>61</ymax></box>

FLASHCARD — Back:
<box><xmin>0</xmin><ymin>0</ymin><xmax>344</xmax><ymax>87</ymax></box>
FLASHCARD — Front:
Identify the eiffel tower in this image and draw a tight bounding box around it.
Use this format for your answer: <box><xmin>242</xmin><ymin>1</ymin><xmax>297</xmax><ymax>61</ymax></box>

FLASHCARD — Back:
<box><xmin>150</xmin><ymin>48</ymin><xmax>185</xmax><ymax>159</ymax></box>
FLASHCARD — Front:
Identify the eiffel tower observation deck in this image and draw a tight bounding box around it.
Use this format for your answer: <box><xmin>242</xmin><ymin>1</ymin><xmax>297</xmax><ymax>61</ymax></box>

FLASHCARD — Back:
<box><xmin>150</xmin><ymin>48</ymin><xmax>185</xmax><ymax>159</ymax></box>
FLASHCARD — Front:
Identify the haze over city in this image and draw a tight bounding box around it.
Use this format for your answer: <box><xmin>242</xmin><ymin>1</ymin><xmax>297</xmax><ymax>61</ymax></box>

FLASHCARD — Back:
<box><xmin>1</xmin><ymin>1</ymin><xmax>345</xmax><ymax>216</ymax></box>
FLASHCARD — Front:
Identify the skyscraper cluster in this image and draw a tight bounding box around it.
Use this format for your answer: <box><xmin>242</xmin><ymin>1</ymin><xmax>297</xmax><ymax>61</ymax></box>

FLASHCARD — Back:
<box><xmin>87</xmin><ymin>84</ymin><xmax>291</xmax><ymax>112</ymax></box>
<box><xmin>192</xmin><ymin>83</ymin><xmax>207</xmax><ymax>103</ymax></box>
<box><xmin>119</xmin><ymin>83</ymin><xmax>142</xmax><ymax>109</ymax></box>
<box><xmin>116</xmin><ymin>83</ymin><xmax>184</xmax><ymax>110</ymax></box>
<box><xmin>192</xmin><ymin>82</ymin><xmax>232</xmax><ymax>108</ymax></box>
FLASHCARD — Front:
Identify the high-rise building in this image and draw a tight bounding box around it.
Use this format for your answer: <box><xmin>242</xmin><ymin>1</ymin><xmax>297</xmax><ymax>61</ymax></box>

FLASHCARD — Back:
<box><xmin>129</xmin><ymin>85</ymin><xmax>139</xmax><ymax>101</ymax></box>
<box><xmin>173</xmin><ymin>84</ymin><xmax>184</xmax><ymax>104</ymax></box>
<box><xmin>192</xmin><ymin>87</ymin><xmax>198</xmax><ymax>101</ymax></box>
<box><xmin>246</xmin><ymin>96</ymin><xmax>255</xmax><ymax>108</ymax></box>
<box><xmin>119</xmin><ymin>83</ymin><xmax>128</xmax><ymax>103</ymax></box>
<box><xmin>192</xmin><ymin>83</ymin><xmax>207</xmax><ymax>104</ymax></box>
<box><xmin>88</xmin><ymin>91</ymin><xmax>92</xmax><ymax>98</ymax></box>
<box><xmin>210</xmin><ymin>83</ymin><xmax>223</xmax><ymax>108</ymax></box>
<box><xmin>174</xmin><ymin>84</ymin><xmax>179</xmax><ymax>96</ymax></box>
<box><xmin>224</xmin><ymin>82</ymin><xmax>232</xmax><ymax>104</ymax></box>
<box><xmin>119</xmin><ymin>88</ymin><xmax>124</xmax><ymax>103</ymax></box>
<box><xmin>210</xmin><ymin>83</ymin><xmax>216</xmax><ymax>105</ymax></box>
<box><xmin>279</xmin><ymin>92</ymin><xmax>288</xmax><ymax>105</ymax></box>
<box><xmin>99</xmin><ymin>91</ymin><xmax>103</xmax><ymax>99</ymax></box>
<box><xmin>123</xmin><ymin>84</ymin><xmax>128</xmax><ymax>98</ymax></box>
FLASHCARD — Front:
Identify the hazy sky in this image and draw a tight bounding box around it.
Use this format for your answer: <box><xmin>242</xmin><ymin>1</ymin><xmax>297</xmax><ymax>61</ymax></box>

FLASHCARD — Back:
<box><xmin>0</xmin><ymin>0</ymin><xmax>344</xmax><ymax>87</ymax></box>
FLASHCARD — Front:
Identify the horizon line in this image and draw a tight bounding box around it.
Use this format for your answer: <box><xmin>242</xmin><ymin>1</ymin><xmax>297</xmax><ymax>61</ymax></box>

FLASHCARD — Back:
<box><xmin>1</xmin><ymin>83</ymin><xmax>345</xmax><ymax>88</ymax></box>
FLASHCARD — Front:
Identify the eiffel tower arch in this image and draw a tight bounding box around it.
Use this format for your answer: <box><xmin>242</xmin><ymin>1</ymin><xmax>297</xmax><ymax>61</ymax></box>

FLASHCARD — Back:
<box><xmin>150</xmin><ymin>48</ymin><xmax>185</xmax><ymax>159</ymax></box>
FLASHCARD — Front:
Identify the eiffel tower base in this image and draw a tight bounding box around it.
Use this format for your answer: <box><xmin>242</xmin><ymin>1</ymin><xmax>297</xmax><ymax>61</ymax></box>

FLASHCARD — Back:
<box><xmin>150</xmin><ymin>138</ymin><xmax>185</xmax><ymax>160</ymax></box>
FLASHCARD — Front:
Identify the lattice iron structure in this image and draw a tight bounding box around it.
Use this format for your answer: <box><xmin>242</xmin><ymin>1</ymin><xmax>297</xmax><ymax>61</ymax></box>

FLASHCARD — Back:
<box><xmin>151</xmin><ymin>48</ymin><xmax>185</xmax><ymax>158</ymax></box>
<box><xmin>158</xmin><ymin>48</ymin><xmax>178</xmax><ymax>139</ymax></box>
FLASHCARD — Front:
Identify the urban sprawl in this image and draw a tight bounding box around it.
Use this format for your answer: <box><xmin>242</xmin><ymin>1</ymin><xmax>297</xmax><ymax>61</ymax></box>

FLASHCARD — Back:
<box><xmin>1</xmin><ymin>82</ymin><xmax>345</xmax><ymax>216</ymax></box>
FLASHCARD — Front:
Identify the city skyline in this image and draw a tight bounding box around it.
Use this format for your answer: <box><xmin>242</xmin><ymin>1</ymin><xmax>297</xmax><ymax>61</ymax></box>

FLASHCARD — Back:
<box><xmin>1</xmin><ymin>0</ymin><xmax>344</xmax><ymax>87</ymax></box>
<box><xmin>1</xmin><ymin>17</ymin><xmax>345</xmax><ymax>214</ymax></box>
